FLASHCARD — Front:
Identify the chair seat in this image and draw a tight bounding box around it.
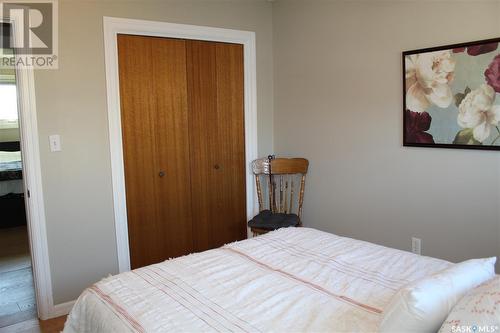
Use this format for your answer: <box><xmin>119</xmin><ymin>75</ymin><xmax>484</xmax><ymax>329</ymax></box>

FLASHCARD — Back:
<box><xmin>248</xmin><ymin>210</ymin><xmax>300</xmax><ymax>230</ymax></box>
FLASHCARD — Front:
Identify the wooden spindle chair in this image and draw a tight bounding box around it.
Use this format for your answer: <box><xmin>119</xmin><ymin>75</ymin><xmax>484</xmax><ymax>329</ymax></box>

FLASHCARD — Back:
<box><xmin>248</xmin><ymin>156</ymin><xmax>309</xmax><ymax>236</ymax></box>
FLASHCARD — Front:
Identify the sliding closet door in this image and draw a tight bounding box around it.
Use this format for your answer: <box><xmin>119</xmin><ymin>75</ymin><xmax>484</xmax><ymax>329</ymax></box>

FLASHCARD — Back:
<box><xmin>186</xmin><ymin>40</ymin><xmax>247</xmax><ymax>252</ymax></box>
<box><xmin>118</xmin><ymin>35</ymin><xmax>193</xmax><ymax>269</ymax></box>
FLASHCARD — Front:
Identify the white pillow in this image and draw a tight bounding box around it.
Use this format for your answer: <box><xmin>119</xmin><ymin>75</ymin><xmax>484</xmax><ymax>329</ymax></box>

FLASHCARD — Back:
<box><xmin>379</xmin><ymin>257</ymin><xmax>496</xmax><ymax>333</ymax></box>
<box><xmin>439</xmin><ymin>276</ymin><xmax>500</xmax><ymax>333</ymax></box>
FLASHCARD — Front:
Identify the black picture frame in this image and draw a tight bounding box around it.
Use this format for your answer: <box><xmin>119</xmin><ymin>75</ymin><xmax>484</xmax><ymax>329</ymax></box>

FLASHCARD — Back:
<box><xmin>403</xmin><ymin>37</ymin><xmax>500</xmax><ymax>151</ymax></box>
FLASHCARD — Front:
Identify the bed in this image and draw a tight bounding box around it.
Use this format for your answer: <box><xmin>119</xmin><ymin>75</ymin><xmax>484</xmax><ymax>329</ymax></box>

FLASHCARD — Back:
<box><xmin>0</xmin><ymin>148</ymin><xmax>23</xmax><ymax>185</ymax></box>
<box><xmin>64</xmin><ymin>227</ymin><xmax>453</xmax><ymax>332</ymax></box>
<box><xmin>0</xmin><ymin>142</ymin><xmax>26</xmax><ymax>228</ymax></box>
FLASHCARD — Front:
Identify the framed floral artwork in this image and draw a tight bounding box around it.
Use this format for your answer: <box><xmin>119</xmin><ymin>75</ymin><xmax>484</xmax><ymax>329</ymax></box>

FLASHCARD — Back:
<box><xmin>403</xmin><ymin>38</ymin><xmax>500</xmax><ymax>150</ymax></box>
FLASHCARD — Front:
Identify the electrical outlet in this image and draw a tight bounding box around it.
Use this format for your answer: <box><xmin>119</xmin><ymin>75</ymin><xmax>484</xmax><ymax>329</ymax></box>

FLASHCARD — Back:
<box><xmin>412</xmin><ymin>237</ymin><xmax>422</xmax><ymax>255</ymax></box>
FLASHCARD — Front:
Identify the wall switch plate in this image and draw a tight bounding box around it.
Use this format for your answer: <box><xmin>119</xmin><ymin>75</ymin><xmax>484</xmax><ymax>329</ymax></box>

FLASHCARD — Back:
<box><xmin>412</xmin><ymin>237</ymin><xmax>421</xmax><ymax>255</ymax></box>
<box><xmin>49</xmin><ymin>134</ymin><xmax>61</xmax><ymax>152</ymax></box>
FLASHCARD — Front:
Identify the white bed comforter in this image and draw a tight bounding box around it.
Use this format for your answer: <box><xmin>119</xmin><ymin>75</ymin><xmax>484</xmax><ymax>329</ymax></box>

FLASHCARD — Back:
<box><xmin>0</xmin><ymin>151</ymin><xmax>23</xmax><ymax>195</ymax></box>
<box><xmin>64</xmin><ymin>228</ymin><xmax>451</xmax><ymax>333</ymax></box>
<box><xmin>0</xmin><ymin>151</ymin><xmax>22</xmax><ymax>171</ymax></box>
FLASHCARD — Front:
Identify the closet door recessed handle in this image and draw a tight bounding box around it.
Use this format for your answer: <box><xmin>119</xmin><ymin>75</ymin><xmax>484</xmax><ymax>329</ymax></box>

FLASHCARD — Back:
<box><xmin>214</xmin><ymin>164</ymin><xmax>220</xmax><ymax>170</ymax></box>
<box><xmin>159</xmin><ymin>170</ymin><xmax>166</xmax><ymax>177</ymax></box>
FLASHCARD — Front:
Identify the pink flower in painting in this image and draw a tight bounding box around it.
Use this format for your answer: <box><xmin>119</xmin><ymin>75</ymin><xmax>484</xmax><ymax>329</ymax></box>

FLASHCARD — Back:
<box><xmin>467</xmin><ymin>42</ymin><xmax>498</xmax><ymax>56</ymax></box>
<box><xmin>453</xmin><ymin>47</ymin><xmax>466</xmax><ymax>53</ymax></box>
<box><xmin>451</xmin><ymin>43</ymin><xmax>498</xmax><ymax>56</ymax></box>
<box><xmin>405</xmin><ymin>110</ymin><xmax>434</xmax><ymax>144</ymax></box>
<box><xmin>485</xmin><ymin>54</ymin><xmax>500</xmax><ymax>93</ymax></box>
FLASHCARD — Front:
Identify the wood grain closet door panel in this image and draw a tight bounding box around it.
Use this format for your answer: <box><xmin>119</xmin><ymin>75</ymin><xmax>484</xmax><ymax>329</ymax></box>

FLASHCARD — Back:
<box><xmin>186</xmin><ymin>41</ymin><xmax>218</xmax><ymax>252</ymax></box>
<box><xmin>118</xmin><ymin>35</ymin><xmax>160</xmax><ymax>269</ymax></box>
<box><xmin>214</xmin><ymin>43</ymin><xmax>247</xmax><ymax>245</ymax></box>
<box><xmin>187</xmin><ymin>40</ymin><xmax>246</xmax><ymax>252</ymax></box>
<box><xmin>118</xmin><ymin>35</ymin><xmax>193</xmax><ymax>269</ymax></box>
<box><xmin>151</xmin><ymin>37</ymin><xmax>194</xmax><ymax>262</ymax></box>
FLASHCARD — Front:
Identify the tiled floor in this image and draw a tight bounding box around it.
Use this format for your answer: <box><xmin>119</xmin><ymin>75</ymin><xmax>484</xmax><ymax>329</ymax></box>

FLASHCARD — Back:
<box><xmin>0</xmin><ymin>227</ymin><xmax>36</xmax><ymax>328</ymax></box>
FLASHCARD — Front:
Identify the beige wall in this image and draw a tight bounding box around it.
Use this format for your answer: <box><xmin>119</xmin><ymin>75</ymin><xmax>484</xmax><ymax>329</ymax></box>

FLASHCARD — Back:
<box><xmin>35</xmin><ymin>0</ymin><xmax>274</xmax><ymax>304</ymax></box>
<box><xmin>273</xmin><ymin>0</ymin><xmax>500</xmax><ymax>270</ymax></box>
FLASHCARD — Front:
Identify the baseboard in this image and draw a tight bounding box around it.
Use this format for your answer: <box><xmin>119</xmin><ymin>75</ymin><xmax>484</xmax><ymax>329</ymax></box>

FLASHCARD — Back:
<box><xmin>49</xmin><ymin>300</ymin><xmax>76</xmax><ymax>319</ymax></box>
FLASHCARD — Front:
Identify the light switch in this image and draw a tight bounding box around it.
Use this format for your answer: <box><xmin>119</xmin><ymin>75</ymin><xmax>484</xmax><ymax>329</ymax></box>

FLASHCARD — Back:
<box><xmin>49</xmin><ymin>134</ymin><xmax>61</xmax><ymax>152</ymax></box>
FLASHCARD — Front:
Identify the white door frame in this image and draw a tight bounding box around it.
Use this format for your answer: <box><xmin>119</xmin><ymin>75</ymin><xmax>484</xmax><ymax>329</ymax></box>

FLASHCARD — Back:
<box><xmin>2</xmin><ymin>16</ymin><xmax>55</xmax><ymax>319</ymax></box>
<box><xmin>103</xmin><ymin>17</ymin><xmax>259</xmax><ymax>273</ymax></box>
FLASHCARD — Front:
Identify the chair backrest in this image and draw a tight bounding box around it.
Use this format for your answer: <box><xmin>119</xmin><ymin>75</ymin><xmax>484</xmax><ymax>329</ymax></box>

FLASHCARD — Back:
<box><xmin>252</xmin><ymin>157</ymin><xmax>309</xmax><ymax>219</ymax></box>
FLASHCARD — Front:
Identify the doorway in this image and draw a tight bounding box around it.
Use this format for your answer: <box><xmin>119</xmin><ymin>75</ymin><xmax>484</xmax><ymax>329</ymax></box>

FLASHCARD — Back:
<box><xmin>0</xmin><ymin>23</ymin><xmax>37</xmax><ymax>327</ymax></box>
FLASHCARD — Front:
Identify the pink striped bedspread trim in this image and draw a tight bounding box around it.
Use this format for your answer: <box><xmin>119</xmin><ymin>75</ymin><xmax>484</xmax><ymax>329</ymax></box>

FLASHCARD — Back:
<box><xmin>132</xmin><ymin>268</ymin><xmax>258</xmax><ymax>332</ymax></box>
<box><xmin>250</xmin><ymin>236</ymin><xmax>406</xmax><ymax>290</ymax></box>
<box><xmin>89</xmin><ymin>285</ymin><xmax>145</xmax><ymax>333</ymax></box>
<box><xmin>258</xmin><ymin>236</ymin><xmax>410</xmax><ymax>286</ymax></box>
<box><xmin>222</xmin><ymin>247</ymin><xmax>383</xmax><ymax>315</ymax></box>
<box><xmin>148</xmin><ymin>265</ymin><xmax>260</xmax><ymax>332</ymax></box>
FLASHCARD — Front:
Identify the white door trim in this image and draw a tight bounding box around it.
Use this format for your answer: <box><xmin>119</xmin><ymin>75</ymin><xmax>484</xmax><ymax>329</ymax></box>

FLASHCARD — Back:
<box><xmin>103</xmin><ymin>17</ymin><xmax>259</xmax><ymax>273</ymax></box>
<box><xmin>2</xmin><ymin>16</ymin><xmax>54</xmax><ymax>319</ymax></box>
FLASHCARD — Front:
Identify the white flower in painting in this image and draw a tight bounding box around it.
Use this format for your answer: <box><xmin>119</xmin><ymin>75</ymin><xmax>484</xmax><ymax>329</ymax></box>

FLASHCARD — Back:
<box><xmin>457</xmin><ymin>84</ymin><xmax>500</xmax><ymax>142</ymax></box>
<box><xmin>405</xmin><ymin>51</ymin><xmax>456</xmax><ymax>112</ymax></box>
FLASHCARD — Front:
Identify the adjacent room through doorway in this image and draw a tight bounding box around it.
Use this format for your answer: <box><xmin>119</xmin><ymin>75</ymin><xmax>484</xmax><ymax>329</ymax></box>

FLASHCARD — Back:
<box><xmin>0</xmin><ymin>22</ymin><xmax>37</xmax><ymax>328</ymax></box>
